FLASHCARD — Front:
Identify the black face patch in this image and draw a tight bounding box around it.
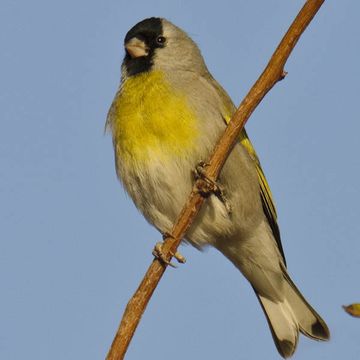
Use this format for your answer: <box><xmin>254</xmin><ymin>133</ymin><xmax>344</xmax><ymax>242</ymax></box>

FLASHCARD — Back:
<box><xmin>123</xmin><ymin>17</ymin><xmax>164</xmax><ymax>76</ymax></box>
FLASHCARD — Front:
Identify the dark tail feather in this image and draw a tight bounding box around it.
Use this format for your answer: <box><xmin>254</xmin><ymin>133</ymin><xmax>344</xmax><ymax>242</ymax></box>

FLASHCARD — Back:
<box><xmin>254</xmin><ymin>272</ymin><xmax>329</xmax><ymax>358</ymax></box>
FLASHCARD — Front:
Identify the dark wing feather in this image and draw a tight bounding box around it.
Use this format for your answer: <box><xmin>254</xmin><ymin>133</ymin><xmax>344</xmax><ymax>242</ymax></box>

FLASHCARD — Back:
<box><xmin>239</xmin><ymin>129</ymin><xmax>286</xmax><ymax>266</ymax></box>
<box><xmin>205</xmin><ymin>73</ymin><xmax>286</xmax><ymax>265</ymax></box>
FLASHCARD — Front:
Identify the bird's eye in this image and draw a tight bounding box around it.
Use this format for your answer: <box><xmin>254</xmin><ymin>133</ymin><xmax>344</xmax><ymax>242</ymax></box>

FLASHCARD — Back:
<box><xmin>156</xmin><ymin>36</ymin><xmax>166</xmax><ymax>45</ymax></box>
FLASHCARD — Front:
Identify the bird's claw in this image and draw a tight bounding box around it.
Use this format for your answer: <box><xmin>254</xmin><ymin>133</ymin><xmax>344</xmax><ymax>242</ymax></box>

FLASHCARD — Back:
<box><xmin>152</xmin><ymin>239</ymin><xmax>186</xmax><ymax>268</ymax></box>
<box><xmin>194</xmin><ymin>161</ymin><xmax>232</xmax><ymax>215</ymax></box>
<box><xmin>161</xmin><ymin>233</ymin><xmax>187</xmax><ymax>264</ymax></box>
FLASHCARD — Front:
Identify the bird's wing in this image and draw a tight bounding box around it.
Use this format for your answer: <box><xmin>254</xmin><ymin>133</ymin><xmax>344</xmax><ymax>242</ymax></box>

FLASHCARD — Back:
<box><xmin>237</xmin><ymin>128</ymin><xmax>286</xmax><ymax>265</ymax></box>
<box><xmin>206</xmin><ymin>73</ymin><xmax>286</xmax><ymax>264</ymax></box>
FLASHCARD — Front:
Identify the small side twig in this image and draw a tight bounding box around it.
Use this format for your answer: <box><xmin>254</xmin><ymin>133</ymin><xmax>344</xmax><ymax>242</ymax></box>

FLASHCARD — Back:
<box><xmin>106</xmin><ymin>1</ymin><xmax>325</xmax><ymax>359</ymax></box>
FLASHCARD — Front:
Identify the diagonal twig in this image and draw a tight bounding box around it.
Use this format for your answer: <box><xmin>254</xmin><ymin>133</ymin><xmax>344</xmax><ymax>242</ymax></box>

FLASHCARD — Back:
<box><xmin>106</xmin><ymin>1</ymin><xmax>326</xmax><ymax>359</ymax></box>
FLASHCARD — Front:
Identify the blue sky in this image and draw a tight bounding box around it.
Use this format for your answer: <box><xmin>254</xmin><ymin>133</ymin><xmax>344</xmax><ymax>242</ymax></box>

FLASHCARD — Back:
<box><xmin>1</xmin><ymin>1</ymin><xmax>360</xmax><ymax>359</ymax></box>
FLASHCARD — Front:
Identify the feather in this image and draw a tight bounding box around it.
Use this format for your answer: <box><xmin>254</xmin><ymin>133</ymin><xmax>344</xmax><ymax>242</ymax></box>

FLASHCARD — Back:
<box><xmin>220</xmin><ymin>106</ymin><xmax>287</xmax><ymax>264</ymax></box>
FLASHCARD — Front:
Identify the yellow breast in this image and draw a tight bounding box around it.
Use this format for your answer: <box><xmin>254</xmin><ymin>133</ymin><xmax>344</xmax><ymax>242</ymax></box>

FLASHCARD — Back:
<box><xmin>110</xmin><ymin>71</ymin><xmax>199</xmax><ymax>163</ymax></box>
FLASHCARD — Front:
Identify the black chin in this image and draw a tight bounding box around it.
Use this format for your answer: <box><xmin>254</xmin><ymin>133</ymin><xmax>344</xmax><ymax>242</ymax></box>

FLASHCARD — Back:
<box><xmin>124</xmin><ymin>53</ymin><xmax>153</xmax><ymax>76</ymax></box>
<box><xmin>123</xmin><ymin>17</ymin><xmax>164</xmax><ymax>76</ymax></box>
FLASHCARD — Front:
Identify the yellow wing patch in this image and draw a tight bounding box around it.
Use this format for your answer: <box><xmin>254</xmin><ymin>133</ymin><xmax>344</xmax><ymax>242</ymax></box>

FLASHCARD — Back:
<box><xmin>223</xmin><ymin>115</ymin><xmax>277</xmax><ymax>218</ymax></box>
<box><xmin>239</xmin><ymin>130</ymin><xmax>278</xmax><ymax>219</ymax></box>
<box><xmin>223</xmin><ymin>114</ymin><xmax>285</xmax><ymax>263</ymax></box>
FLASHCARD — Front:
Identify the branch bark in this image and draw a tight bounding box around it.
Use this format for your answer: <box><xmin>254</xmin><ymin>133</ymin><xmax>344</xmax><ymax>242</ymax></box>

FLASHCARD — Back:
<box><xmin>106</xmin><ymin>1</ymin><xmax>325</xmax><ymax>359</ymax></box>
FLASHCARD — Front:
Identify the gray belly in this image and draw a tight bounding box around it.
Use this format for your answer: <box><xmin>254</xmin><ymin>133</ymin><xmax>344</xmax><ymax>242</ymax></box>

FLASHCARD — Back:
<box><xmin>117</xmin><ymin>142</ymin><xmax>263</xmax><ymax>249</ymax></box>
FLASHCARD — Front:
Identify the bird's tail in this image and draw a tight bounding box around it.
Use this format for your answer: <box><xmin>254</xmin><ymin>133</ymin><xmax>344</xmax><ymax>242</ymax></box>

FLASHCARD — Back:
<box><xmin>255</xmin><ymin>271</ymin><xmax>330</xmax><ymax>358</ymax></box>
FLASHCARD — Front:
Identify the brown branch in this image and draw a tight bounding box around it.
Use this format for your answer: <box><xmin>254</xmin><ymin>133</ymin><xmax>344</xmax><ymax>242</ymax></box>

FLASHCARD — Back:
<box><xmin>106</xmin><ymin>1</ymin><xmax>325</xmax><ymax>359</ymax></box>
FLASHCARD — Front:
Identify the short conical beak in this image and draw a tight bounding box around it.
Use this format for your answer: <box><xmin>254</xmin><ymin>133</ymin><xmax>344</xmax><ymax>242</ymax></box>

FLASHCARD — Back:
<box><xmin>125</xmin><ymin>37</ymin><xmax>149</xmax><ymax>58</ymax></box>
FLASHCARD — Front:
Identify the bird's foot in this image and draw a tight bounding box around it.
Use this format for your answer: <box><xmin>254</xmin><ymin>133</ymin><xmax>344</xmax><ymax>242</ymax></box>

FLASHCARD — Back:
<box><xmin>152</xmin><ymin>235</ymin><xmax>186</xmax><ymax>268</ymax></box>
<box><xmin>194</xmin><ymin>161</ymin><xmax>232</xmax><ymax>214</ymax></box>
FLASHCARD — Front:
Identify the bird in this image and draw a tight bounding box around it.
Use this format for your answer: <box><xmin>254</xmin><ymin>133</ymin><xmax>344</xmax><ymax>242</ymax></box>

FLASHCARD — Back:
<box><xmin>106</xmin><ymin>17</ymin><xmax>330</xmax><ymax>358</ymax></box>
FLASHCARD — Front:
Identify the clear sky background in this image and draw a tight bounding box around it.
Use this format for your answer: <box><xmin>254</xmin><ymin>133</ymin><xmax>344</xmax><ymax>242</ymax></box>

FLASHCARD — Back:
<box><xmin>1</xmin><ymin>1</ymin><xmax>359</xmax><ymax>359</ymax></box>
